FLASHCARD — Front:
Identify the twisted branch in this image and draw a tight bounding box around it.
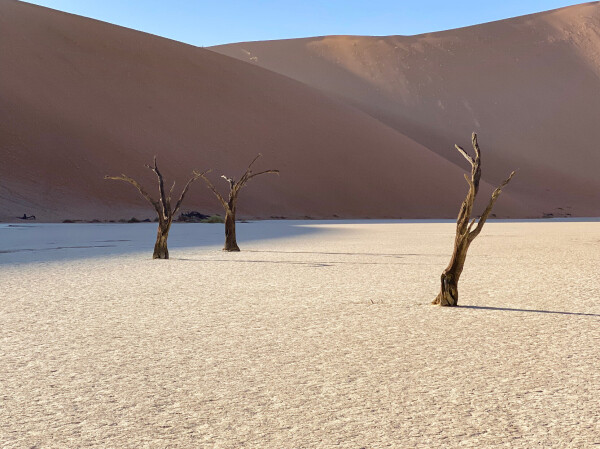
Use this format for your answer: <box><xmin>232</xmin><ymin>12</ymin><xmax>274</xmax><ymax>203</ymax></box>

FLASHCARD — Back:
<box><xmin>200</xmin><ymin>154</ymin><xmax>279</xmax><ymax>210</ymax></box>
<box><xmin>468</xmin><ymin>170</ymin><xmax>517</xmax><ymax>241</ymax></box>
<box><xmin>145</xmin><ymin>156</ymin><xmax>169</xmax><ymax>219</ymax></box>
<box><xmin>107</xmin><ymin>158</ymin><xmax>207</xmax><ymax>220</ymax></box>
<box><xmin>236</xmin><ymin>153</ymin><xmax>279</xmax><ymax>192</ymax></box>
<box><xmin>197</xmin><ymin>170</ymin><xmax>228</xmax><ymax>209</ymax></box>
<box><xmin>104</xmin><ymin>174</ymin><xmax>161</xmax><ymax>215</ymax></box>
<box><xmin>173</xmin><ymin>169</ymin><xmax>209</xmax><ymax>215</ymax></box>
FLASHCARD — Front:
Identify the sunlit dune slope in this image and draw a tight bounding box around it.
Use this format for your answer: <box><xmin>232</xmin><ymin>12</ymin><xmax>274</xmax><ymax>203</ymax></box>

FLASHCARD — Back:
<box><xmin>213</xmin><ymin>2</ymin><xmax>600</xmax><ymax>217</ymax></box>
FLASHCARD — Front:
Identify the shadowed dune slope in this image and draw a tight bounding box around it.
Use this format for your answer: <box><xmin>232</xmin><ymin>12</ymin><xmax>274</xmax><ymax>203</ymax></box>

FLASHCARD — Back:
<box><xmin>0</xmin><ymin>0</ymin><xmax>527</xmax><ymax>223</ymax></box>
<box><xmin>213</xmin><ymin>2</ymin><xmax>600</xmax><ymax>217</ymax></box>
<box><xmin>0</xmin><ymin>0</ymin><xmax>528</xmax><ymax>221</ymax></box>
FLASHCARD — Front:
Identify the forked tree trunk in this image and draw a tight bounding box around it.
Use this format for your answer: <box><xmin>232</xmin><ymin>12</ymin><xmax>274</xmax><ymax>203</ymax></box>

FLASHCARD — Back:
<box><xmin>432</xmin><ymin>133</ymin><xmax>515</xmax><ymax>307</ymax></box>
<box><xmin>106</xmin><ymin>157</ymin><xmax>206</xmax><ymax>259</ymax></box>
<box><xmin>223</xmin><ymin>209</ymin><xmax>240</xmax><ymax>252</ymax></box>
<box><xmin>199</xmin><ymin>154</ymin><xmax>278</xmax><ymax>253</ymax></box>
<box><xmin>153</xmin><ymin>220</ymin><xmax>171</xmax><ymax>259</ymax></box>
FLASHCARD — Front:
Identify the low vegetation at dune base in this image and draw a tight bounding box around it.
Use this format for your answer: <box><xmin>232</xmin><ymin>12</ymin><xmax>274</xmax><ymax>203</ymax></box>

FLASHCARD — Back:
<box><xmin>177</xmin><ymin>211</ymin><xmax>224</xmax><ymax>223</ymax></box>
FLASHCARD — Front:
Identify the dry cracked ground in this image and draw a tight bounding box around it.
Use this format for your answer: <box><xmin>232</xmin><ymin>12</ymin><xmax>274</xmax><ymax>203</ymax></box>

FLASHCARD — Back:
<box><xmin>1</xmin><ymin>221</ymin><xmax>599</xmax><ymax>448</ymax></box>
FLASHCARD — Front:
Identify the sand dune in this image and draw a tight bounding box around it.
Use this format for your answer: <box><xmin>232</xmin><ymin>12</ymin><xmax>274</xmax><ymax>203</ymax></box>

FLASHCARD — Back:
<box><xmin>2</xmin><ymin>1</ymin><xmax>598</xmax><ymax>221</ymax></box>
<box><xmin>0</xmin><ymin>0</ymin><xmax>523</xmax><ymax>222</ymax></box>
<box><xmin>213</xmin><ymin>2</ymin><xmax>600</xmax><ymax>217</ymax></box>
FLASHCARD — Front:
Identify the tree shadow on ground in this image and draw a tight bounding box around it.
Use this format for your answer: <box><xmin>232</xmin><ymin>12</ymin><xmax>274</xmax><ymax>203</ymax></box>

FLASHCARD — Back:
<box><xmin>0</xmin><ymin>221</ymin><xmax>330</xmax><ymax>265</ymax></box>
<box><xmin>174</xmin><ymin>257</ymin><xmax>416</xmax><ymax>267</ymax></box>
<box><xmin>176</xmin><ymin>257</ymin><xmax>333</xmax><ymax>267</ymax></box>
<box><xmin>461</xmin><ymin>305</ymin><xmax>600</xmax><ymax>317</ymax></box>
<box><xmin>245</xmin><ymin>250</ymin><xmax>445</xmax><ymax>257</ymax></box>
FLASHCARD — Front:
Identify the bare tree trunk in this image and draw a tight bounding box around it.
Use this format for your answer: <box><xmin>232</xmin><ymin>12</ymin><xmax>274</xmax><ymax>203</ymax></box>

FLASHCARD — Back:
<box><xmin>223</xmin><ymin>209</ymin><xmax>240</xmax><ymax>252</ymax></box>
<box><xmin>432</xmin><ymin>133</ymin><xmax>515</xmax><ymax>307</ymax></box>
<box><xmin>199</xmin><ymin>154</ymin><xmax>278</xmax><ymax>253</ymax></box>
<box><xmin>106</xmin><ymin>157</ymin><xmax>206</xmax><ymax>259</ymax></box>
<box><xmin>153</xmin><ymin>220</ymin><xmax>171</xmax><ymax>259</ymax></box>
<box><xmin>433</xmin><ymin>240</ymin><xmax>469</xmax><ymax>306</ymax></box>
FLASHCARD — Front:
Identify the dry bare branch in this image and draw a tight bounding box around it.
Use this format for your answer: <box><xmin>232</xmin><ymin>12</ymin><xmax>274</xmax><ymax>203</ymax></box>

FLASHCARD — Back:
<box><xmin>106</xmin><ymin>158</ymin><xmax>206</xmax><ymax>259</ymax></box>
<box><xmin>201</xmin><ymin>154</ymin><xmax>278</xmax><ymax>251</ymax></box>
<box><xmin>173</xmin><ymin>169</ymin><xmax>209</xmax><ymax>216</ymax></box>
<box><xmin>433</xmin><ymin>133</ymin><xmax>516</xmax><ymax>306</ymax></box>
<box><xmin>104</xmin><ymin>174</ymin><xmax>161</xmax><ymax>214</ymax></box>
<box><xmin>455</xmin><ymin>145</ymin><xmax>474</xmax><ymax>165</ymax></box>
<box><xmin>198</xmin><ymin>171</ymin><xmax>228</xmax><ymax>209</ymax></box>
<box><xmin>468</xmin><ymin>170</ymin><xmax>516</xmax><ymax>241</ymax></box>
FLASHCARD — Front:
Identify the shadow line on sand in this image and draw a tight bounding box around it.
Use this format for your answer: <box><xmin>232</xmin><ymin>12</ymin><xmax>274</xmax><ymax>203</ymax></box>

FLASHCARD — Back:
<box><xmin>244</xmin><ymin>250</ymin><xmax>445</xmax><ymax>257</ymax></box>
<box><xmin>0</xmin><ymin>221</ymin><xmax>332</xmax><ymax>265</ymax></box>
<box><xmin>461</xmin><ymin>305</ymin><xmax>600</xmax><ymax>317</ymax></box>
<box><xmin>174</xmin><ymin>257</ymin><xmax>423</xmax><ymax>267</ymax></box>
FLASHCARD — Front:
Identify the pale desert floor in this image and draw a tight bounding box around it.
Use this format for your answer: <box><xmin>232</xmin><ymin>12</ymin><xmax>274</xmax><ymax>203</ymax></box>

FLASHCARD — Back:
<box><xmin>1</xmin><ymin>220</ymin><xmax>599</xmax><ymax>448</ymax></box>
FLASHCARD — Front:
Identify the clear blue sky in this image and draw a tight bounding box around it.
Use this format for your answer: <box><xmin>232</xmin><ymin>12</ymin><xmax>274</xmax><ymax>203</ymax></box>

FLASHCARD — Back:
<box><xmin>22</xmin><ymin>0</ymin><xmax>586</xmax><ymax>46</ymax></box>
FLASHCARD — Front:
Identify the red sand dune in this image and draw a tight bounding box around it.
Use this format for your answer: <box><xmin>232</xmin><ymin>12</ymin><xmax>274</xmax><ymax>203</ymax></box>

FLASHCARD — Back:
<box><xmin>214</xmin><ymin>2</ymin><xmax>600</xmax><ymax>218</ymax></box>
<box><xmin>1</xmin><ymin>1</ymin><xmax>596</xmax><ymax>221</ymax></box>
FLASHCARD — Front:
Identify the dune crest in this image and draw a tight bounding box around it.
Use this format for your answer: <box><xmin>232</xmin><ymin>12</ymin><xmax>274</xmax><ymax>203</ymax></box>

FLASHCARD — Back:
<box><xmin>2</xmin><ymin>1</ymin><xmax>597</xmax><ymax>220</ymax></box>
<box><xmin>213</xmin><ymin>2</ymin><xmax>600</xmax><ymax>217</ymax></box>
<box><xmin>2</xmin><ymin>0</ymin><xmax>502</xmax><ymax>222</ymax></box>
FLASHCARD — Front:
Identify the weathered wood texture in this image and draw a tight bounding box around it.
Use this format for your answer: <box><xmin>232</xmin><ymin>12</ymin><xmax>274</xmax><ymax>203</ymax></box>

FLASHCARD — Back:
<box><xmin>433</xmin><ymin>134</ymin><xmax>515</xmax><ymax>306</ymax></box>
<box><xmin>106</xmin><ymin>157</ymin><xmax>205</xmax><ymax>259</ymax></box>
<box><xmin>199</xmin><ymin>154</ymin><xmax>278</xmax><ymax>251</ymax></box>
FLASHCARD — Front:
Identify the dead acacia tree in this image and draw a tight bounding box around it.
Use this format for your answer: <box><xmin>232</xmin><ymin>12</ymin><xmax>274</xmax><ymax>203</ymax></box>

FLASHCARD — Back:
<box><xmin>433</xmin><ymin>133</ymin><xmax>516</xmax><ymax>307</ymax></box>
<box><xmin>105</xmin><ymin>157</ymin><xmax>207</xmax><ymax>259</ymax></box>
<box><xmin>198</xmin><ymin>154</ymin><xmax>279</xmax><ymax>251</ymax></box>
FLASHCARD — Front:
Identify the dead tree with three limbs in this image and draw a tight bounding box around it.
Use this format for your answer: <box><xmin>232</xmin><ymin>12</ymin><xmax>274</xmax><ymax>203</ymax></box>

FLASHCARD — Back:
<box><xmin>106</xmin><ymin>157</ymin><xmax>207</xmax><ymax>259</ymax></box>
<box><xmin>433</xmin><ymin>133</ymin><xmax>516</xmax><ymax>307</ymax></box>
<box><xmin>198</xmin><ymin>154</ymin><xmax>279</xmax><ymax>251</ymax></box>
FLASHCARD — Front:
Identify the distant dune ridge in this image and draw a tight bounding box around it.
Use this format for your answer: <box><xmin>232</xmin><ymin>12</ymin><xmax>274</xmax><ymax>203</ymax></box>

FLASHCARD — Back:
<box><xmin>1</xmin><ymin>1</ymin><xmax>598</xmax><ymax>221</ymax></box>
<box><xmin>213</xmin><ymin>2</ymin><xmax>600</xmax><ymax>218</ymax></box>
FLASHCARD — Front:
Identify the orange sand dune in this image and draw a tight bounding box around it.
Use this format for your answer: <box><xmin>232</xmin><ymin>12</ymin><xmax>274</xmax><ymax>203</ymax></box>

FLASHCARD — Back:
<box><xmin>1</xmin><ymin>0</ymin><xmax>517</xmax><ymax>222</ymax></box>
<box><xmin>214</xmin><ymin>2</ymin><xmax>600</xmax><ymax>217</ymax></box>
<box><xmin>0</xmin><ymin>1</ymin><xmax>533</xmax><ymax>222</ymax></box>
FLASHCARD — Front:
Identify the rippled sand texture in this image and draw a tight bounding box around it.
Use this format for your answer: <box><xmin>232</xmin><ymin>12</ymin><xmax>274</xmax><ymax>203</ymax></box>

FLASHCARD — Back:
<box><xmin>1</xmin><ymin>221</ymin><xmax>599</xmax><ymax>448</ymax></box>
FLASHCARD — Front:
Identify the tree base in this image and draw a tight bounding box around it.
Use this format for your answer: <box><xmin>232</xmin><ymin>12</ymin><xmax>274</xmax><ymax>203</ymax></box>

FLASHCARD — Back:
<box><xmin>432</xmin><ymin>294</ymin><xmax>458</xmax><ymax>307</ymax></box>
<box><xmin>433</xmin><ymin>273</ymin><xmax>459</xmax><ymax>306</ymax></box>
<box><xmin>153</xmin><ymin>254</ymin><xmax>169</xmax><ymax>259</ymax></box>
<box><xmin>223</xmin><ymin>246</ymin><xmax>240</xmax><ymax>252</ymax></box>
<box><xmin>153</xmin><ymin>249</ymin><xmax>169</xmax><ymax>259</ymax></box>
<box><xmin>153</xmin><ymin>230</ymin><xmax>169</xmax><ymax>259</ymax></box>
